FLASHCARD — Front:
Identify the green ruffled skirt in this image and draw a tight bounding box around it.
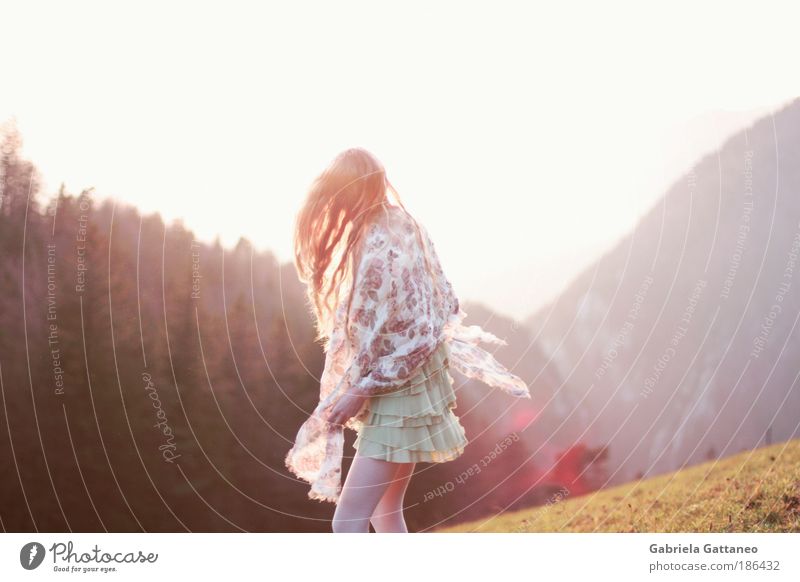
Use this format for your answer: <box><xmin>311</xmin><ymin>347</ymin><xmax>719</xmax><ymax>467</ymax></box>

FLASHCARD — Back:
<box><xmin>353</xmin><ymin>340</ymin><xmax>468</xmax><ymax>463</ymax></box>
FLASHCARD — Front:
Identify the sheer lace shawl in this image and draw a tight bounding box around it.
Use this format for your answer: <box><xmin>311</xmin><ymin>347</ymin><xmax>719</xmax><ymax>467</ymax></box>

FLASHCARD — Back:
<box><xmin>285</xmin><ymin>204</ymin><xmax>530</xmax><ymax>503</ymax></box>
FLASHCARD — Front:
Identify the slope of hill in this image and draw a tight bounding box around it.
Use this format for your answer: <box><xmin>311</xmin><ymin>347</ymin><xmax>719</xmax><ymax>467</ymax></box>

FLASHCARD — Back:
<box><xmin>437</xmin><ymin>438</ymin><xmax>800</xmax><ymax>532</ymax></box>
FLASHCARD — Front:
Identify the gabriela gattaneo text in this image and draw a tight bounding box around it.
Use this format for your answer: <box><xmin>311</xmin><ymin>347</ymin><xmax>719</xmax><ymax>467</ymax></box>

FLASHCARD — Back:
<box><xmin>650</xmin><ymin>544</ymin><xmax>758</xmax><ymax>554</ymax></box>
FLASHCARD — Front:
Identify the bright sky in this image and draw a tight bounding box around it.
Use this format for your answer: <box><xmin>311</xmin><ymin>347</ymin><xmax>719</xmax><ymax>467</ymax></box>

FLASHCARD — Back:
<box><xmin>1</xmin><ymin>1</ymin><xmax>798</xmax><ymax>322</ymax></box>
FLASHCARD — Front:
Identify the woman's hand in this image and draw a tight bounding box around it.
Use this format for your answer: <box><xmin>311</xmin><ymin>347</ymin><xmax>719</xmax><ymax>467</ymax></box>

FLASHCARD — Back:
<box><xmin>324</xmin><ymin>390</ymin><xmax>367</xmax><ymax>426</ymax></box>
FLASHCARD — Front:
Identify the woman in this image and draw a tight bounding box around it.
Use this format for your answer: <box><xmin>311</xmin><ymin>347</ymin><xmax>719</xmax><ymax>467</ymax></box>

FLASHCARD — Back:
<box><xmin>285</xmin><ymin>147</ymin><xmax>530</xmax><ymax>533</ymax></box>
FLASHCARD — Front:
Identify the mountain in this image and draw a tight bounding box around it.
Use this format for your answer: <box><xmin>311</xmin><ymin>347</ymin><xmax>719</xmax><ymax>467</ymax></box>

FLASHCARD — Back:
<box><xmin>524</xmin><ymin>98</ymin><xmax>800</xmax><ymax>485</ymax></box>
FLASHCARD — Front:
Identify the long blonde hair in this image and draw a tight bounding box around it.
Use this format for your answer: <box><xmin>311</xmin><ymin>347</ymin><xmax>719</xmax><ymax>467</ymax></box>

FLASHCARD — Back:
<box><xmin>293</xmin><ymin>148</ymin><xmax>440</xmax><ymax>349</ymax></box>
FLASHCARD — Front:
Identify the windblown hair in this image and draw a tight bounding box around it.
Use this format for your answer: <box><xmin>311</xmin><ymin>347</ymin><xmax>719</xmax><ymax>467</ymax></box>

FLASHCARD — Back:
<box><xmin>293</xmin><ymin>147</ymin><xmax>440</xmax><ymax>350</ymax></box>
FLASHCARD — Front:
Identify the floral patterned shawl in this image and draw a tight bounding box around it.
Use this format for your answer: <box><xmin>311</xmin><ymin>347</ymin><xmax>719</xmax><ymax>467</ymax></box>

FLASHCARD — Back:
<box><xmin>285</xmin><ymin>203</ymin><xmax>530</xmax><ymax>503</ymax></box>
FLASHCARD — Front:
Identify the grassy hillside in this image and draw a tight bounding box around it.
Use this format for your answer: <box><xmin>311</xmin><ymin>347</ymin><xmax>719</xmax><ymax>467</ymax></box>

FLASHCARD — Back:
<box><xmin>437</xmin><ymin>439</ymin><xmax>800</xmax><ymax>533</ymax></box>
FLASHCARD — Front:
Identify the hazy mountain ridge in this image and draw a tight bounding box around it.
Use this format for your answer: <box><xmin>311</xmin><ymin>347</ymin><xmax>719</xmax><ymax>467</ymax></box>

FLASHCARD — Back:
<box><xmin>524</xmin><ymin>98</ymin><xmax>800</xmax><ymax>484</ymax></box>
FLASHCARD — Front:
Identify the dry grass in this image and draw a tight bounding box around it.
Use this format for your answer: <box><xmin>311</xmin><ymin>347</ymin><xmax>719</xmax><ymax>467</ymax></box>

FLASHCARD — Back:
<box><xmin>437</xmin><ymin>439</ymin><xmax>800</xmax><ymax>533</ymax></box>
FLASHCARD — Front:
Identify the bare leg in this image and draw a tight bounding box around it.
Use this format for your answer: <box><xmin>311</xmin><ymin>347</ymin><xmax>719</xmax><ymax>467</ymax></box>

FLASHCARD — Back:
<box><xmin>332</xmin><ymin>453</ymin><xmax>402</xmax><ymax>533</ymax></box>
<box><xmin>370</xmin><ymin>462</ymin><xmax>415</xmax><ymax>533</ymax></box>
